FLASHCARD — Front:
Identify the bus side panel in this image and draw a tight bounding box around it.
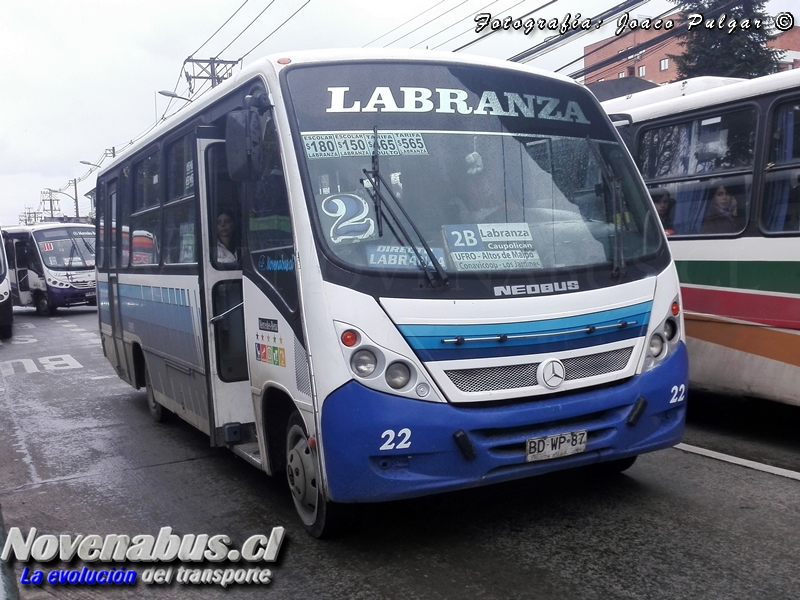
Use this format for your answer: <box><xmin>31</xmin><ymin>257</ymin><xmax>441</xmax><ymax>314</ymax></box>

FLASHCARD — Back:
<box><xmin>242</xmin><ymin>276</ymin><xmax>313</xmax><ymax>410</ymax></box>
<box><xmin>117</xmin><ymin>274</ymin><xmax>211</xmax><ymax>433</ymax></box>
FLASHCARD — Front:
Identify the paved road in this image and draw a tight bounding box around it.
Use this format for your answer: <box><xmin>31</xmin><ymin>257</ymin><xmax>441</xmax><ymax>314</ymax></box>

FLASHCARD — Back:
<box><xmin>1</xmin><ymin>308</ymin><xmax>798</xmax><ymax>599</ymax></box>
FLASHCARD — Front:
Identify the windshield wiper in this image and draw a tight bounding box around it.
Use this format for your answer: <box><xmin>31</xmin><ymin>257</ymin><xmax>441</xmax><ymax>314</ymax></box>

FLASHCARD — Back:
<box><xmin>585</xmin><ymin>136</ymin><xmax>625</xmax><ymax>278</ymax></box>
<box><xmin>362</xmin><ymin>127</ymin><xmax>449</xmax><ymax>289</ymax></box>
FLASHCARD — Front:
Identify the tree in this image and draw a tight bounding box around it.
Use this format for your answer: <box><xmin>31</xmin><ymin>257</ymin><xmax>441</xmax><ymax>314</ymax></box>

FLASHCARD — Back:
<box><xmin>668</xmin><ymin>0</ymin><xmax>784</xmax><ymax>79</ymax></box>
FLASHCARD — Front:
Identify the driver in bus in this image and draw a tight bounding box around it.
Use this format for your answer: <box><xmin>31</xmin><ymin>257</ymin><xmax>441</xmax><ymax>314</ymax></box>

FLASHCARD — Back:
<box><xmin>451</xmin><ymin>152</ymin><xmax>506</xmax><ymax>224</ymax></box>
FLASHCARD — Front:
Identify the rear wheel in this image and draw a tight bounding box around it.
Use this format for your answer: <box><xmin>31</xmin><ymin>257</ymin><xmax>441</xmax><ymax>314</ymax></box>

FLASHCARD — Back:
<box><xmin>285</xmin><ymin>412</ymin><xmax>351</xmax><ymax>538</ymax></box>
<box><xmin>144</xmin><ymin>361</ymin><xmax>167</xmax><ymax>422</ymax></box>
<box><xmin>0</xmin><ymin>325</ymin><xmax>11</xmax><ymax>339</ymax></box>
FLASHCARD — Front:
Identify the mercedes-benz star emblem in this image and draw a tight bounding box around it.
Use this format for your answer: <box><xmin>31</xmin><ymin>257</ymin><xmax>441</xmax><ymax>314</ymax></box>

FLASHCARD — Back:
<box><xmin>538</xmin><ymin>358</ymin><xmax>566</xmax><ymax>389</ymax></box>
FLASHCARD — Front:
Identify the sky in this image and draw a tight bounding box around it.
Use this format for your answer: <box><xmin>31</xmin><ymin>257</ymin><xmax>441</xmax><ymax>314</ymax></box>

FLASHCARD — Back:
<box><xmin>0</xmin><ymin>0</ymin><xmax>795</xmax><ymax>226</ymax></box>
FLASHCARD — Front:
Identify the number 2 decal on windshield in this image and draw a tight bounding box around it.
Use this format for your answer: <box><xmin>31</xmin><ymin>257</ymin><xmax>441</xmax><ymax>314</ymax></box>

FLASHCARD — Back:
<box><xmin>321</xmin><ymin>193</ymin><xmax>375</xmax><ymax>243</ymax></box>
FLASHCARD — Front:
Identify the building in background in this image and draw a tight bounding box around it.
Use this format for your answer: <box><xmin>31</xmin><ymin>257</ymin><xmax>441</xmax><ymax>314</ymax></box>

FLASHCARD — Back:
<box><xmin>583</xmin><ymin>13</ymin><xmax>800</xmax><ymax>85</ymax></box>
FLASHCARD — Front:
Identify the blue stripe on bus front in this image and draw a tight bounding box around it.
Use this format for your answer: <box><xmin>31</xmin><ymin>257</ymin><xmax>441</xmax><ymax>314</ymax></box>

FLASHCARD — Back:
<box><xmin>396</xmin><ymin>301</ymin><xmax>652</xmax><ymax>361</ymax></box>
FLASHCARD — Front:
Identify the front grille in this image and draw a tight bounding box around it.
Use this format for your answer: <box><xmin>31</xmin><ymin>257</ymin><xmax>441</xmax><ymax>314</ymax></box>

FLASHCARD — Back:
<box><xmin>446</xmin><ymin>362</ymin><xmax>539</xmax><ymax>393</ymax></box>
<box><xmin>444</xmin><ymin>347</ymin><xmax>633</xmax><ymax>393</ymax></box>
<box><xmin>71</xmin><ymin>280</ymin><xmax>96</xmax><ymax>289</ymax></box>
<box><xmin>563</xmin><ymin>348</ymin><xmax>632</xmax><ymax>380</ymax></box>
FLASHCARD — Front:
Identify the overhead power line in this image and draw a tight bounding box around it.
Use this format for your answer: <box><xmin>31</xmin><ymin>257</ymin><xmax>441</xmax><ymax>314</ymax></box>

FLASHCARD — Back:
<box><xmin>191</xmin><ymin>0</ymin><xmax>252</xmax><ymax>57</ymax></box>
<box><xmin>363</xmin><ymin>1</ymin><xmax>447</xmax><ymax>47</ymax></box>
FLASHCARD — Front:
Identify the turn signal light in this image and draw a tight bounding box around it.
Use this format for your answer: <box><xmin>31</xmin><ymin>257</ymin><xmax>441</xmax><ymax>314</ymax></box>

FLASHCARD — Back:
<box><xmin>341</xmin><ymin>330</ymin><xmax>359</xmax><ymax>347</ymax></box>
<box><xmin>671</xmin><ymin>302</ymin><xmax>680</xmax><ymax>316</ymax></box>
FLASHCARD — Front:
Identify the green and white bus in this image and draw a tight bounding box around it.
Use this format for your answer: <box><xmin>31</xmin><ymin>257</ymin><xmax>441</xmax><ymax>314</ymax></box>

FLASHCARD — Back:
<box><xmin>603</xmin><ymin>67</ymin><xmax>800</xmax><ymax>406</ymax></box>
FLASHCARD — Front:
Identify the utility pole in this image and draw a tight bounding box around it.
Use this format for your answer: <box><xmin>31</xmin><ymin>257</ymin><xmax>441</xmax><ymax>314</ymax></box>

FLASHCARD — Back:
<box><xmin>40</xmin><ymin>190</ymin><xmax>60</xmax><ymax>219</ymax></box>
<box><xmin>72</xmin><ymin>179</ymin><xmax>79</xmax><ymax>218</ymax></box>
<box><xmin>183</xmin><ymin>58</ymin><xmax>238</xmax><ymax>92</ymax></box>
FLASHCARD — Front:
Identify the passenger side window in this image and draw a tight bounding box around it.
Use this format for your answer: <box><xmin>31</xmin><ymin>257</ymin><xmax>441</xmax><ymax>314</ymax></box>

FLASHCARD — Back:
<box><xmin>761</xmin><ymin>101</ymin><xmax>800</xmax><ymax>233</ymax></box>
<box><xmin>131</xmin><ymin>151</ymin><xmax>162</xmax><ymax>266</ymax></box>
<box><xmin>164</xmin><ymin>135</ymin><xmax>197</xmax><ymax>264</ymax></box>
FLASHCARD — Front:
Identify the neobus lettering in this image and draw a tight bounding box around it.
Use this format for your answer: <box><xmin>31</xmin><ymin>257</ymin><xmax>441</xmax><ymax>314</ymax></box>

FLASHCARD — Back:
<box><xmin>326</xmin><ymin>87</ymin><xmax>590</xmax><ymax>124</ymax></box>
<box><xmin>494</xmin><ymin>281</ymin><xmax>579</xmax><ymax>296</ymax></box>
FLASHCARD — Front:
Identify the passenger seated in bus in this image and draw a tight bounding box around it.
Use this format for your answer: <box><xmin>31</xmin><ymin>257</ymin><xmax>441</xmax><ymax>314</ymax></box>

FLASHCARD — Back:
<box><xmin>216</xmin><ymin>209</ymin><xmax>239</xmax><ymax>267</ymax></box>
<box><xmin>701</xmin><ymin>184</ymin><xmax>741</xmax><ymax>234</ymax></box>
<box><xmin>651</xmin><ymin>188</ymin><xmax>674</xmax><ymax>235</ymax></box>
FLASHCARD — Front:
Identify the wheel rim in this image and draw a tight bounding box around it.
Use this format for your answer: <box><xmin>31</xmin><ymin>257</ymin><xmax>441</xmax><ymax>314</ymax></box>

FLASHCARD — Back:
<box><xmin>37</xmin><ymin>295</ymin><xmax>49</xmax><ymax>314</ymax></box>
<box><xmin>286</xmin><ymin>424</ymin><xmax>318</xmax><ymax>525</ymax></box>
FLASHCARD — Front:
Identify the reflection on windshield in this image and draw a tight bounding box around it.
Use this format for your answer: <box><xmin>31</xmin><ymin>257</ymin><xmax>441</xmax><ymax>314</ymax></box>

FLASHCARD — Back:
<box><xmin>302</xmin><ymin>131</ymin><xmax>660</xmax><ymax>274</ymax></box>
<box><xmin>33</xmin><ymin>228</ymin><xmax>96</xmax><ymax>271</ymax></box>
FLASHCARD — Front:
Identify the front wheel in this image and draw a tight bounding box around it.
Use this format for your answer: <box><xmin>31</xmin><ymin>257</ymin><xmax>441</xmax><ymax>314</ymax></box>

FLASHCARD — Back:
<box><xmin>35</xmin><ymin>292</ymin><xmax>56</xmax><ymax>316</ymax></box>
<box><xmin>0</xmin><ymin>324</ymin><xmax>11</xmax><ymax>340</ymax></box>
<box><xmin>285</xmin><ymin>412</ymin><xmax>351</xmax><ymax>538</ymax></box>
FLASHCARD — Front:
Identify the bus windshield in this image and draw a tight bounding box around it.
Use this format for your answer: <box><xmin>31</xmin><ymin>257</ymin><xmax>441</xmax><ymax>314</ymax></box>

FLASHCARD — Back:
<box><xmin>285</xmin><ymin>62</ymin><xmax>662</xmax><ymax>277</ymax></box>
<box><xmin>33</xmin><ymin>226</ymin><xmax>96</xmax><ymax>271</ymax></box>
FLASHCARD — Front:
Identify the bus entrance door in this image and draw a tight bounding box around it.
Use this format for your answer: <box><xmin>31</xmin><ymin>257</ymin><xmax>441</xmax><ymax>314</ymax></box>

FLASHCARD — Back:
<box><xmin>13</xmin><ymin>240</ymin><xmax>32</xmax><ymax>307</ymax></box>
<box><xmin>199</xmin><ymin>137</ymin><xmax>253</xmax><ymax>450</ymax></box>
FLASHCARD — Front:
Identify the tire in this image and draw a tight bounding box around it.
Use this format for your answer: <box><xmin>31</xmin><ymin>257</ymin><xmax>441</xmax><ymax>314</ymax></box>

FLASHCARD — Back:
<box><xmin>35</xmin><ymin>293</ymin><xmax>56</xmax><ymax>316</ymax></box>
<box><xmin>285</xmin><ymin>412</ymin><xmax>351</xmax><ymax>538</ymax></box>
<box><xmin>0</xmin><ymin>324</ymin><xmax>11</xmax><ymax>340</ymax></box>
<box><xmin>144</xmin><ymin>362</ymin><xmax>167</xmax><ymax>423</ymax></box>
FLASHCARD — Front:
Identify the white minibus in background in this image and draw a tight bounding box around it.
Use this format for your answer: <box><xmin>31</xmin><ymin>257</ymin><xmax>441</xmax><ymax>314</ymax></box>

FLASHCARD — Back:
<box><xmin>95</xmin><ymin>49</ymin><xmax>687</xmax><ymax>537</ymax></box>
<box><xmin>3</xmin><ymin>222</ymin><xmax>97</xmax><ymax>316</ymax></box>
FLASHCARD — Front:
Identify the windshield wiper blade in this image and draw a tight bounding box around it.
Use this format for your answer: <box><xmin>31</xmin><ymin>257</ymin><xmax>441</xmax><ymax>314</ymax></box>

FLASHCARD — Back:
<box><xmin>362</xmin><ymin>127</ymin><xmax>449</xmax><ymax>289</ymax></box>
<box><xmin>585</xmin><ymin>136</ymin><xmax>625</xmax><ymax>278</ymax></box>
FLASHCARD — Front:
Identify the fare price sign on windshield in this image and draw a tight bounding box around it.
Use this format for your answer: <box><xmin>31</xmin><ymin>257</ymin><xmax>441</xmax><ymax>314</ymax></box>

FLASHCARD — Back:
<box><xmin>443</xmin><ymin>223</ymin><xmax>542</xmax><ymax>271</ymax></box>
<box><xmin>302</xmin><ymin>131</ymin><xmax>428</xmax><ymax>159</ymax></box>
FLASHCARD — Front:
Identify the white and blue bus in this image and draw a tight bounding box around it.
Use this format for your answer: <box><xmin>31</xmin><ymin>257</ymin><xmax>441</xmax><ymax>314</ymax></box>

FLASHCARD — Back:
<box><xmin>0</xmin><ymin>230</ymin><xmax>12</xmax><ymax>338</ymax></box>
<box><xmin>3</xmin><ymin>222</ymin><xmax>97</xmax><ymax>316</ymax></box>
<box><xmin>95</xmin><ymin>49</ymin><xmax>687</xmax><ymax>537</ymax></box>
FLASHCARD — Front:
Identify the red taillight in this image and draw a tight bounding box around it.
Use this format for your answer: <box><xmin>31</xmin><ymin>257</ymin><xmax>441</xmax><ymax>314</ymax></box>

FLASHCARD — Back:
<box><xmin>341</xmin><ymin>330</ymin><xmax>359</xmax><ymax>347</ymax></box>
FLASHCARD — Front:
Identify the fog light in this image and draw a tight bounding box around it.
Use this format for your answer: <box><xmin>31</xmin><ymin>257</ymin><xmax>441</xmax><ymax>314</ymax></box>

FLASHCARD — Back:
<box><xmin>385</xmin><ymin>362</ymin><xmax>411</xmax><ymax>389</ymax></box>
<box><xmin>351</xmin><ymin>350</ymin><xmax>377</xmax><ymax>377</ymax></box>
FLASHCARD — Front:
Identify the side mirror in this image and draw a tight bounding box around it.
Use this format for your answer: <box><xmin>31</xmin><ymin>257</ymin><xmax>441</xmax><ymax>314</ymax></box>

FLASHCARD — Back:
<box><xmin>226</xmin><ymin>97</ymin><xmax>266</xmax><ymax>181</ymax></box>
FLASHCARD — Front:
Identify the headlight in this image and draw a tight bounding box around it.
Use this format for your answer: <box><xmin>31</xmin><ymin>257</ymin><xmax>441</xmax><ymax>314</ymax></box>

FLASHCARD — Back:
<box><xmin>351</xmin><ymin>349</ymin><xmax>377</xmax><ymax>377</ymax></box>
<box><xmin>664</xmin><ymin>318</ymin><xmax>678</xmax><ymax>341</ymax></box>
<box><xmin>385</xmin><ymin>362</ymin><xmax>411</xmax><ymax>389</ymax></box>
<box><xmin>648</xmin><ymin>334</ymin><xmax>665</xmax><ymax>358</ymax></box>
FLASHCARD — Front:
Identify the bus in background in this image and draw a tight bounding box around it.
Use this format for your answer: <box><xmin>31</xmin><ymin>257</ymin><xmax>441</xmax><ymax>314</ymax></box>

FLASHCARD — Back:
<box><xmin>95</xmin><ymin>49</ymin><xmax>687</xmax><ymax>537</ymax></box>
<box><xmin>602</xmin><ymin>68</ymin><xmax>800</xmax><ymax>406</ymax></box>
<box><xmin>3</xmin><ymin>223</ymin><xmax>97</xmax><ymax>316</ymax></box>
<box><xmin>0</xmin><ymin>230</ymin><xmax>12</xmax><ymax>338</ymax></box>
